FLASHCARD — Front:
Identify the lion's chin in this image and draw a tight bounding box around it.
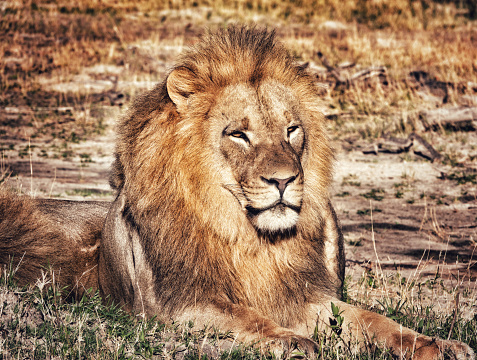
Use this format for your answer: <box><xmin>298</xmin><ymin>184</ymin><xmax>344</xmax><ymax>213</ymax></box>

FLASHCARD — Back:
<box><xmin>249</xmin><ymin>205</ymin><xmax>299</xmax><ymax>233</ymax></box>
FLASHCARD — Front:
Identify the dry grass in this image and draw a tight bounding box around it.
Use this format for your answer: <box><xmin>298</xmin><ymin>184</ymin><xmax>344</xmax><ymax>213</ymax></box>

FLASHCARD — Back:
<box><xmin>2</xmin><ymin>0</ymin><xmax>476</xmax><ymax>147</ymax></box>
<box><xmin>2</xmin><ymin>1</ymin><xmax>475</xmax><ymax>112</ymax></box>
<box><xmin>1</xmin><ymin>262</ymin><xmax>476</xmax><ymax>359</ymax></box>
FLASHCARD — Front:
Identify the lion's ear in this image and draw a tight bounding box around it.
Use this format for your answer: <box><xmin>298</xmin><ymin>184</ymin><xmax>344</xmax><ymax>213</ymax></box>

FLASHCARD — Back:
<box><xmin>166</xmin><ymin>67</ymin><xmax>196</xmax><ymax>112</ymax></box>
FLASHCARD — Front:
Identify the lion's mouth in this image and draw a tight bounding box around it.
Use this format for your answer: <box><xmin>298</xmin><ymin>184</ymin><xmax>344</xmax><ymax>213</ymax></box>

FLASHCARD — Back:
<box><xmin>245</xmin><ymin>200</ymin><xmax>301</xmax><ymax>216</ymax></box>
<box><xmin>245</xmin><ymin>201</ymin><xmax>301</xmax><ymax>233</ymax></box>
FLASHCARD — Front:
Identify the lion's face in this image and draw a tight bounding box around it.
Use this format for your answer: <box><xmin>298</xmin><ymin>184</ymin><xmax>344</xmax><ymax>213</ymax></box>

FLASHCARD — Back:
<box><xmin>208</xmin><ymin>79</ymin><xmax>306</xmax><ymax>234</ymax></box>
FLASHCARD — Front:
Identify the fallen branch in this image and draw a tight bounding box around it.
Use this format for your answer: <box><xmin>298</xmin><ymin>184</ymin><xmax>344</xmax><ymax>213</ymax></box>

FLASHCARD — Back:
<box><xmin>419</xmin><ymin>106</ymin><xmax>477</xmax><ymax>131</ymax></box>
<box><xmin>350</xmin><ymin>66</ymin><xmax>387</xmax><ymax>82</ymax></box>
<box><xmin>316</xmin><ymin>52</ymin><xmax>387</xmax><ymax>86</ymax></box>
<box><xmin>362</xmin><ymin>132</ymin><xmax>442</xmax><ymax>162</ymax></box>
<box><xmin>409</xmin><ymin>133</ymin><xmax>442</xmax><ymax>161</ymax></box>
<box><xmin>316</xmin><ymin>51</ymin><xmax>347</xmax><ymax>84</ymax></box>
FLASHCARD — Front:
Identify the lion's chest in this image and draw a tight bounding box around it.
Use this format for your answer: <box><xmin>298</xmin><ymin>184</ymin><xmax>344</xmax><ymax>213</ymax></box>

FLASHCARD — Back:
<box><xmin>228</xmin><ymin>245</ymin><xmax>317</xmax><ymax>325</ymax></box>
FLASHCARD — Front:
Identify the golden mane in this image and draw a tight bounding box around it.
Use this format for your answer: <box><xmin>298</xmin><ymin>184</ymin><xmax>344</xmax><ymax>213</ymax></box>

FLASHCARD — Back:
<box><xmin>113</xmin><ymin>27</ymin><xmax>333</xmax><ymax>223</ymax></box>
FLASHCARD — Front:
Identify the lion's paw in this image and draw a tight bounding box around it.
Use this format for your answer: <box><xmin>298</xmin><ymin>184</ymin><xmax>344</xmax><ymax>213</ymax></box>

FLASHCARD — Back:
<box><xmin>438</xmin><ymin>339</ymin><xmax>475</xmax><ymax>360</ymax></box>
<box><xmin>414</xmin><ymin>338</ymin><xmax>475</xmax><ymax>360</ymax></box>
<box><xmin>278</xmin><ymin>335</ymin><xmax>319</xmax><ymax>359</ymax></box>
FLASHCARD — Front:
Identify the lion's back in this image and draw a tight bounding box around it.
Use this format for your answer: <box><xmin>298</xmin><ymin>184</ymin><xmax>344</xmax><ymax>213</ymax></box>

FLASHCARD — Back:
<box><xmin>0</xmin><ymin>190</ymin><xmax>109</xmax><ymax>296</ymax></box>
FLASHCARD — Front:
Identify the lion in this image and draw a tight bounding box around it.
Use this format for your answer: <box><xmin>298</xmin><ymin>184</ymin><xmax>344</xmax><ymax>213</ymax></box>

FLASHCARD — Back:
<box><xmin>100</xmin><ymin>26</ymin><xmax>474</xmax><ymax>358</ymax></box>
<box><xmin>0</xmin><ymin>26</ymin><xmax>474</xmax><ymax>359</ymax></box>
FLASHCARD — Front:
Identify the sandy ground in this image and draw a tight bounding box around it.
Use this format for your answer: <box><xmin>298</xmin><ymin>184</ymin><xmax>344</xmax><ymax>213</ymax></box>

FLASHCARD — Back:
<box><xmin>333</xmin><ymin>149</ymin><xmax>476</xmax><ymax>287</ymax></box>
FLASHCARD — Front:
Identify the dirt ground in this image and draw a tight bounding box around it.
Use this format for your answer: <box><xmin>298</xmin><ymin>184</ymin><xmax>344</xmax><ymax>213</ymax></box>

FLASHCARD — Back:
<box><xmin>333</xmin><ymin>149</ymin><xmax>477</xmax><ymax>287</ymax></box>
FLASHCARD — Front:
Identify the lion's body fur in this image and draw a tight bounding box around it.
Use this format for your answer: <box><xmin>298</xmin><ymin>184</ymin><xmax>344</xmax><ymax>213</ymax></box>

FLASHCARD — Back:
<box><xmin>0</xmin><ymin>26</ymin><xmax>474</xmax><ymax>359</ymax></box>
<box><xmin>0</xmin><ymin>190</ymin><xmax>108</xmax><ymax>296</ymax></box>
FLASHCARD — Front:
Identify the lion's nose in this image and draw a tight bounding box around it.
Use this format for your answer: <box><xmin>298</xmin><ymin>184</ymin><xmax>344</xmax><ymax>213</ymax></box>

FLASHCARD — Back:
<box><xmin>262</xmin><ymin>175</ymin><xmax>297</xmax><ymax>198</ymax></box>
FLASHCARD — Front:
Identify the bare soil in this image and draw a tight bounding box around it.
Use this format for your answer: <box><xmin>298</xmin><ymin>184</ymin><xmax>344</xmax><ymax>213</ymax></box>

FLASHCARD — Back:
<box><xmin>333</xmin><ymin>148</ymin><xmax>477</xmax><ymax>286</ymax></box>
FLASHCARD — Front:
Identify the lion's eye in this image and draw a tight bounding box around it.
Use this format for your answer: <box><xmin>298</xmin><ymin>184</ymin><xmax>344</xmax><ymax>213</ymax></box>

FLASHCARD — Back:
<box><xmin>231</xmin><ymin>131</ymin><xmax>244</xmax><ymax>138</ymax></box>
<box><xmin>229</xmin><ymin>131</ymin><xmax>249</xmax><ymax>142</ymax></box>
<box><xmin>287</xmin><ymin>126</ymin><xmax>299</xmax><ymax>137</ymax></box>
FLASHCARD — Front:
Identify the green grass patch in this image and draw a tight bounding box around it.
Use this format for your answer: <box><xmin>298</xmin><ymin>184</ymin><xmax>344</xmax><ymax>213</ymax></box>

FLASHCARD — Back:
<box><xmin>446</xmin><ymin>171</ymin><xmax>477</xmax><ymax>185</ymax></box>
<box><xmin>357</xmin><ymin>208</ymin><xmax>383</xmax><ymax>216</ymax></box>
<box><xmin>361</xmin><ymin>188</ymin><xmax>385</xmax><ymax>201</ymax></box>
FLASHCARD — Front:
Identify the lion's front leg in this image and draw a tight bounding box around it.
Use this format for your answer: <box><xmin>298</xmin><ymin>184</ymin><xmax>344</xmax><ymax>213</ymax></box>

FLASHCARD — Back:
<box><xmin>300</xmin><ymin>300</ymin><xmax>474</xmax><ymax>360</ymax></box>
<box><xmin>177</xmin><ymin>300</ymin><xmax>320</xmax><ymax>358</ymax></box>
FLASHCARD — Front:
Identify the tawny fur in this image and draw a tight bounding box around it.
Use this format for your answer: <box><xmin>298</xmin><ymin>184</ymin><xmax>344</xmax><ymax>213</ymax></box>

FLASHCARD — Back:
<box><xmin>107</xmin><ymin>26</ymin><xmax>342</xmax><ymax>321</ymax></box>
<box><xmin>0</xmin><ymin>189</ymin><xmax>108</xmax><ymax>297</ymax></box>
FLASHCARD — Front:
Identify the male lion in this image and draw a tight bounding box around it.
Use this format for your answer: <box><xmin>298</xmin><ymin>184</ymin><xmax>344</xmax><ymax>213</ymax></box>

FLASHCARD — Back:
<box><xmin>101</xmin><ymin>26</ymin><xmax>474</xmax><ymax>359</ymax></box>
<box><xmin>0</xmin><ymin>26</ymin><xmax>474</xmax><ymax>359</ymax></box>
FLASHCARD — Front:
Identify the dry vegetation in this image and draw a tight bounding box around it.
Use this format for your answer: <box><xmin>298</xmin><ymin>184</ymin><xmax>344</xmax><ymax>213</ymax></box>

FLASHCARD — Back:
<box><xmin>1</xmin><ymin>0</ymin><xmax>477</xmax><ymax>359</ymax></box>
<box><xmin>1</xmin><ymin>0</ymin><xmax>476</xmax><ymax>163</ymax></box>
